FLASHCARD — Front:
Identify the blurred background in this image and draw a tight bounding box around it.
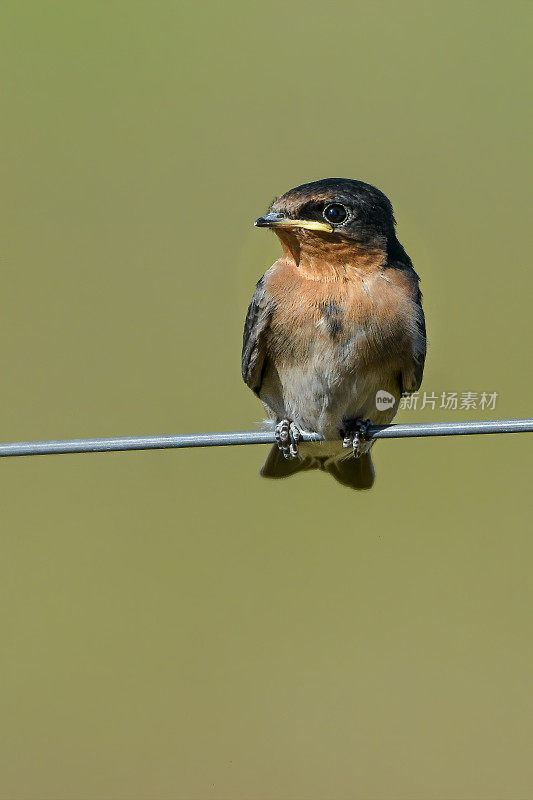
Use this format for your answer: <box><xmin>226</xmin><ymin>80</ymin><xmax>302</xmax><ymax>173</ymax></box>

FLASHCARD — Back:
<box><xmin>1</xmin><ymin>2</ymin><xmax>532</xmax><ymax>798</ymax></box>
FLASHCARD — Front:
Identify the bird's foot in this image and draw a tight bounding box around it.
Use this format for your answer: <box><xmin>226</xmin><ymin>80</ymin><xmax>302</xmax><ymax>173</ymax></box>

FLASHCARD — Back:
<box><xmin>275</xmin><ymin>420</ymin><xmax>301</xmax><ymax>459</ymax></box>
<box><xmin>341</xmin><ymin>418</ymin><xmax>372</xmax><ymax>458</ymax></box>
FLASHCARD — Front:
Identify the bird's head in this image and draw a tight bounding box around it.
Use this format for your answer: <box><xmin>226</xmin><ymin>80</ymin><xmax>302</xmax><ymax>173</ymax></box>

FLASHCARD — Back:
<box><xmin>255</xmin><ymin>178</ymin><xmax>398</xmax><ymax>255</ymax></box>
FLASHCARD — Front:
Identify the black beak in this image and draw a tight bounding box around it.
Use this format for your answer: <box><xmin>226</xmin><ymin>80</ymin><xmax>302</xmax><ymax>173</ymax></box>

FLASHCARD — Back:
<box><xmin>254</xmin><ymin>212</ymin><xmax>285</xmax><ymax>228</ymax></box>
<box><xmin>254</xmin><ymin>211</ymin><xmax>334</xmax><ymax>233</ymax></box>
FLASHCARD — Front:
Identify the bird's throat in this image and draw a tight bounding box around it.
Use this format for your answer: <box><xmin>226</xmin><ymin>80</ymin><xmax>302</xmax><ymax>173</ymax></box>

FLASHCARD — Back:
<box><xmin>276</xmin><ymin>230</ymin><xmax>386</xmax><ymax>282</ymax></box>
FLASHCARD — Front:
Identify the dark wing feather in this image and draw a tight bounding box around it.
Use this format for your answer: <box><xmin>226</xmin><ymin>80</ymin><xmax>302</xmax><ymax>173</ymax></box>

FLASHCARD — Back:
<box><xmin>411</xmin><ymin>288</ymin><xmax>427</xmax><ymax>392</ymax></box>
<box><xmin>402</xmin><ymin>286</ymin><xmax>427</xmax><ymax>394</ymax></box>
<box><xmin>241</xmin><ymin>276</ymin><xmax>273</xmax><ymax>395</ymax></box>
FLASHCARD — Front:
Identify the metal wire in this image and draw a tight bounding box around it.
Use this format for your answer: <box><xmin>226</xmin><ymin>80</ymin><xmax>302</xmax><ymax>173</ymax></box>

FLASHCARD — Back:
<box><xmin>0</xmin><ymin>419</ymin><xmax>531</xmax><ymax>458</ymax></box>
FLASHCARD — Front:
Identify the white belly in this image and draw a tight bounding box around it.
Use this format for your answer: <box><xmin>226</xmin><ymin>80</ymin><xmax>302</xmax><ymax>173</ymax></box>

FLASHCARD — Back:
<box><xmin>260</xmin><ymin>336</ymin><xmax>401</xmax><ymax>442</ymax></box>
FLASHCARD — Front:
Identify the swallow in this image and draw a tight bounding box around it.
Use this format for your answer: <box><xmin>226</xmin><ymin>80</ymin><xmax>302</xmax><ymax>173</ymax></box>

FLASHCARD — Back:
<box><xmin>242</xmin><ymin>178</ymin><xmax>426</xmax><ymax>489</ymax></box>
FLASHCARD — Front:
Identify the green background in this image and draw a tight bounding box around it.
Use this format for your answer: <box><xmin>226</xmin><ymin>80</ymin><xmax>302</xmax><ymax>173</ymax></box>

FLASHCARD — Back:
<box><xmin>2</xmin><ymin>2</ymin><xmax>532</xmax><ymax>798</ymax></box>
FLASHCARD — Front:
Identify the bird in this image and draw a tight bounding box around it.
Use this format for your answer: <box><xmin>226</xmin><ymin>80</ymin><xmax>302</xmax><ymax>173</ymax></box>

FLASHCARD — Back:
<box><xmin>241</xmin><ymin>178</ymin><xmax>426</xmax><ymax>490</ymax></box>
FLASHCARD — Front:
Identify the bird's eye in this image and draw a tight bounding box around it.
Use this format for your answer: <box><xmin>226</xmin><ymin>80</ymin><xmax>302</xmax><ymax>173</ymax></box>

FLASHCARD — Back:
<box><xmin>323</xmin><ymin>203</ymin><xmax>348</xmax><ymax>224</ymax></box>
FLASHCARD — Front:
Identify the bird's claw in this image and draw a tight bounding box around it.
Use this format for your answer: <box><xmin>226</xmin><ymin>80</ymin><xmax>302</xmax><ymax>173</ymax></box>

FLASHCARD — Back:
<box><xmin>275</xmin><ymin>420</ymin><xmax>301</xmax><ymax>459</ymax></box>
<box><xmin>341</xmin><ymin>418</ymin><xmax>372</xmax><ymax>458</ymax></box>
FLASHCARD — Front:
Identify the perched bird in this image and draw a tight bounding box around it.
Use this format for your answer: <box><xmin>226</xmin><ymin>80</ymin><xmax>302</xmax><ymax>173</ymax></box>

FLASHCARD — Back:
<box><xmin>242</xmin><ymin>178</ymin><xmax>426</xmax><ymax>489</ymax></box>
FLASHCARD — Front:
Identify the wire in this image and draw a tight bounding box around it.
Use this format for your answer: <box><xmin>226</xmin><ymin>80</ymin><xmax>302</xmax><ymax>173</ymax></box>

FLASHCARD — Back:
<box><xmin>0</xmin><ymin>419</ymin><xmax>531</xmax><ymax>458</ymax></box>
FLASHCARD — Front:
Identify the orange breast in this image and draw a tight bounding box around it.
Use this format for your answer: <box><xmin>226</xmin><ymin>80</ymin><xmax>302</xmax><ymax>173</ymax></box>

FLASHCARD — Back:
<box><xmin>264</xmin><ymin>255</ymin><xmax>420</xmax><ymax>366</ymax></box>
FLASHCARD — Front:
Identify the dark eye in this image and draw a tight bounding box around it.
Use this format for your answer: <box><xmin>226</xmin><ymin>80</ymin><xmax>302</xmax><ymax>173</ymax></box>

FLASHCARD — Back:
<box><xmin>323</xmin><ymin>203</ymin><xmax>348</xmax><ymax>224</ymax></box>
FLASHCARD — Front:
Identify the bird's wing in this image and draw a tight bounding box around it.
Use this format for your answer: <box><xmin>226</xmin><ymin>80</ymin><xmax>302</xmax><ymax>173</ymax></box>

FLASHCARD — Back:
<box><xmin>402</xmin><ymin>287</ymin><xmax>427</xmax><ymax>394</ymax></box>
<box><xmin>241</xmin><ymin>276</ymin><xmax>274</xmax><ymax>395</ymax></box>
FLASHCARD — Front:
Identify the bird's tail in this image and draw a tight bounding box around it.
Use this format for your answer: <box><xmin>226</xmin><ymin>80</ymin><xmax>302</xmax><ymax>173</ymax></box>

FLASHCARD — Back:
<box><xmin>325</xmin><ymin>452</ymin><xmax>375</xmax><ymax>490</ymax></box>
<box><xmin>260</xmin><ymin>446</ymin><xmax>375</xmax><ymax>490</ymax></box>
<box><xmin>260</xmin><ymin>445</ymin><xmax>317</xmax><ymax>479</ymax></box>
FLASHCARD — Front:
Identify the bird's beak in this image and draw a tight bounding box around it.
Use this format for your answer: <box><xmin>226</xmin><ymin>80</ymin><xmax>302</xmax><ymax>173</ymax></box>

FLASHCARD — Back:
<box><xmin>254</xmin><ymin>212</ymin><xmax>333</xmax><ymax>233</ymax></box>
